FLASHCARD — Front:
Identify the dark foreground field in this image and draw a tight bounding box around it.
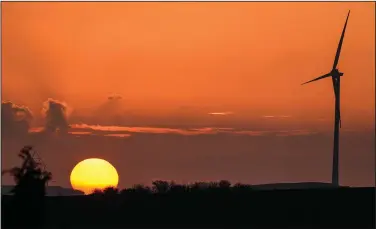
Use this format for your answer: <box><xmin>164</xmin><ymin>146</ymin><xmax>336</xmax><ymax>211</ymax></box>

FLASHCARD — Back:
<box><xmin>2</xmin><ymin>186</ymin><xmax>374</xmax><ymax>228</ymax></box>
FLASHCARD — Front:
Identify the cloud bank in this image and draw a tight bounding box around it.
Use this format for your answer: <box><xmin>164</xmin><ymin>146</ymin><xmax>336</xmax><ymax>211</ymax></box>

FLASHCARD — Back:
<box><xmin>5</xmin><ymin>99</ymin><xmax>320</xmax><ymax>139</ymax></box>
<box><xmin>2</xmin><ymin>101</ymin><xmax>33</xmax><ymax>137</ymax></box>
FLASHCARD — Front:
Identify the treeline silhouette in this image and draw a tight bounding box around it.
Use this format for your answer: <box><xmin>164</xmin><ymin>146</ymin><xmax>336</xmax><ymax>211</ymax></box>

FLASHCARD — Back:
<box><xmin>2</xmin><ymin>146</ymin><xmax>375</xmax><ymax>228</ymax></box>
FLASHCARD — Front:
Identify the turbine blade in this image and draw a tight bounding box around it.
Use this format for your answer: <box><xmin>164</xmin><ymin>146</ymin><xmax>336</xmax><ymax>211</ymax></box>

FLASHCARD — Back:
<box><xmin>333</xmin><ymin>10</ymin><xmax>350</xmax><ymax>69</ymax></box>
<box><xmin>301</xmin><ymin>73</ymin><xmax>332</xmax><ymax>85</ymax></box>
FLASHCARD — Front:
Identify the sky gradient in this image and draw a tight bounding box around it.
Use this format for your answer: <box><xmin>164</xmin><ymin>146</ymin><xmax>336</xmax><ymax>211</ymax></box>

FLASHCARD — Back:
<box><xmin>1</xmin><ymin>2</ymin><xmax>375</xmax><ymax>189</ymax></box>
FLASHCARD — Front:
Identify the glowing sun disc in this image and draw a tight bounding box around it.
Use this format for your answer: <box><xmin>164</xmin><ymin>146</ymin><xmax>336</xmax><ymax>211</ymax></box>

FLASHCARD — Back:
<box><xmin>70</xmin><ymin>158</ymin><xmax>119</xmax><ymax>194</ymax></box>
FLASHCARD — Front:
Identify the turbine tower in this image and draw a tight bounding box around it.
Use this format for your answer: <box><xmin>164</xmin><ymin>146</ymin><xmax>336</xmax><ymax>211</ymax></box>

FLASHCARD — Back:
<box><xmin>301</xmin><ymin>11</ymin><xmax>350</xmax><ymax>187</ymax></box>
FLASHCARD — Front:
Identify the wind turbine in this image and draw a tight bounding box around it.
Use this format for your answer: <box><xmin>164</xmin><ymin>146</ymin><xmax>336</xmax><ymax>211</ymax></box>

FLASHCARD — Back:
<box><xmin>301</xmin><ymin>11</ymin><xmax>350</xmax><ymax>187</ymax></box>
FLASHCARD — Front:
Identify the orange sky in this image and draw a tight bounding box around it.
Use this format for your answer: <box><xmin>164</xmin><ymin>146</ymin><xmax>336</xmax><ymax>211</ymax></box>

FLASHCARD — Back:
<box><xmin>2</xmin><ymin>2</ymin><xmax>375</xmax><ymax>127</ymax></box>
<box><xmin>1</xmin><ymin>2</ymin><xmax>375</xmax><ymax>188</ymax></box>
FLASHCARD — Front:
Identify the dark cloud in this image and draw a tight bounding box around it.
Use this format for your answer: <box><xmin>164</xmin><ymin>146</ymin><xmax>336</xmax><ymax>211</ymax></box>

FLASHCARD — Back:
<box><xmin>88</xmin><ymin>94</ymin><xmax>126</xmax><ymax>125</ymax></box>
<box><xmin>108</xmin><ymin>93</ymin><xmax>122</xmax><ymax>101</ymax></box>
<box><xmin>42</xmin><ymin>98</ymin><xmax>71</xmax><ymax>133</ymax></box>
<box><xmin>1</xmin><ymin>101</ymin><xmax>33</xmax><ymax>137</ymax></box>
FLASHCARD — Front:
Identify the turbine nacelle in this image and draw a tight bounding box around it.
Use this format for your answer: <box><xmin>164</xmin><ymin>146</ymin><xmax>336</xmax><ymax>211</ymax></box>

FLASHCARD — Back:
<box><xmin>331</xmin><ymin>68</ymin><xmax>344</xmax><ymax>78</ymax></box>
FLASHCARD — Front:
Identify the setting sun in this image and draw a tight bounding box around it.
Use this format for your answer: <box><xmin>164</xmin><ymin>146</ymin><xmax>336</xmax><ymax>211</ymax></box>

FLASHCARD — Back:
<box><xmin>70</xmin><ymin>158</ymin><xmax>119</xmax><ymax>194</ymax></box>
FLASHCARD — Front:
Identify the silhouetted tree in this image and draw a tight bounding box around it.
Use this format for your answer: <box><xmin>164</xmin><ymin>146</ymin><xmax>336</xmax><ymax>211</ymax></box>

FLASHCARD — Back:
<box><xmin>2</xmin><ymin>146</ymin><xmax>52</xmax><ymax>196</ymax></box>
<box><xmin>219</xmin><ymin>180</ymin><xmax>231</xmax><ymax>189</ymax></box>
<box><xmin>232</xmin><ymin>183</ymin><xmax>253</xmax><ymax>194</ymax></box>
<box><xmin>208</xmin><ymin>181</ymin><xmax>219</xmax><ymax>189</ymax></box>
<box><xmin>169</xmin><ymin>183</ymin><xmax>188</xmax><ymax>194</ymax></box>
<box><xmin>2</xmin><ymin>146</ymin><xmax>52</xmax><ymax>228</ymax></box>
<box><xmin>189</xmin><ymin>182</ymin><xmax>209</xmax><ymax>192</ymax></box>
<box><xmin>133</xmin><ymin>184</ymin><xmax>152</xmax><ymax>194</ymax></box>
<box><xmin>91</xmin><ymin>188</ymin><xmax>104</xmax><ymax>196</ymax></box>
<box><xmin>103</xmin><ymin>186</ymin><xmax>119</xmax><ymax>195</ymax></box>
<box><xmin>119</xmin><ymin>184</ymin><xmax>152</xmax><ymax>200</ymax></box>
<box><xmin>152</xmin><ymin>180</ymin><xmax>170</xmax><ymax>193</ymax></box>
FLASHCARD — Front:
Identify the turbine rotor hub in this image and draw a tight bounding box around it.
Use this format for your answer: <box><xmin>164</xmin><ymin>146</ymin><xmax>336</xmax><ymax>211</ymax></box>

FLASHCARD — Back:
<box><xmin>331</xmin><ymin>68</ymin><xmax>343</xmax><ymax>77</ymax></box>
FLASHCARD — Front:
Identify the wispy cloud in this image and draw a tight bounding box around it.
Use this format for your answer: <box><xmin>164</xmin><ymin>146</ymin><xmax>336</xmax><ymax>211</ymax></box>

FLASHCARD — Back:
<box><xmin>29</xmin><ymin>127</ymin><xmax>44</xmax><ymax>133</ymax></box>
<box><xmin>103</xmin><ymin>133</ymin><xmax>131</xmax><ymax>138</ymax></box>
<box><xmin>232</xmin><ymin>130</ymin><xmax>270</xmax><ymax>136</ymax></box>
<box><xmin>68</xmin><ymin>131</ymin><xmax>92</xmax><ymax>135</ymax></box>
<box><xmin>28</xmin><ymin>123</ymin><xmax>318</xmax><ymax>138</ymax></box>
<box><xmin>262</xmin><ymin>115</ymin><xmax>292</xmax><ymax>118</ymax></box>
<box><xmin>66</xmin><ymin>130</ymin><xmax>131</xmax><ymax>138</ymax></box>
<box><xmin>71</xmin><ymin>124</ymin><xmax>199</xmax><ymax>135</ymax></box>
<box><xmin>275</xmin><ymin>130</ymin><xmax>318</xmax><ymax>136</ymax></box>
<box><xmin>70</xmin><ymin>124</ymin><xmax>236</xmax><ymax>136</ymax></box>
<box><xmin>208</xmin><ymin>112</ymin><xmax>234</xmax><ymax>116</ymax></box>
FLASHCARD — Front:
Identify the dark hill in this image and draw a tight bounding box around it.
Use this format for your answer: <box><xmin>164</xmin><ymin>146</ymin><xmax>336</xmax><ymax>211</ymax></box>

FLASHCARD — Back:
<box><xmin>1</xmin><ymin>185</ymin><xmax>84</xmax><ymax>196</ymax></box>
<box><xmin>248</xmin><ymin>181</ymin><xmax>345</xmax><ymax>190</ymax></box>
